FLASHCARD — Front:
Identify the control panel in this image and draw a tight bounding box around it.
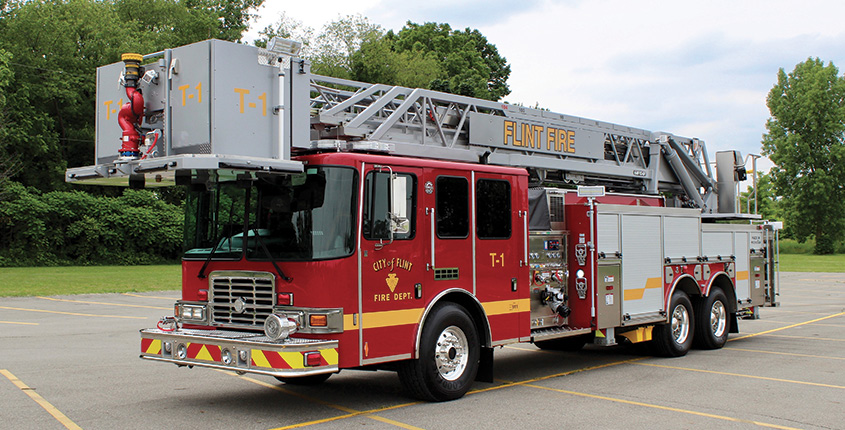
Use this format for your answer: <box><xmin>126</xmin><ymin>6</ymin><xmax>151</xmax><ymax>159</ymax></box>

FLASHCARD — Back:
<box><xmin>529</xmin><ymin>232</ymin><xmax>570</xmax><ymax>329</ymax></box>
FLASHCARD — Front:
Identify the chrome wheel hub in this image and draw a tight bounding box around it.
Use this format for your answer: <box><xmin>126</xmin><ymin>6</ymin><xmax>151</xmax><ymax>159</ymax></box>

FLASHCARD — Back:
<box><xmin>671</xmin><ymin>304</ymin><xmax>690</xmax><ymax>344</ymax></box>
<box><xmin>710</xmin><ymin>300</ymin><xmax>727</xmax><ymax>337</ymax></box>
<box><xmin>434</xmin><ymin>325</ymin><xmax>469</xmax><ymax>381</ymax></box>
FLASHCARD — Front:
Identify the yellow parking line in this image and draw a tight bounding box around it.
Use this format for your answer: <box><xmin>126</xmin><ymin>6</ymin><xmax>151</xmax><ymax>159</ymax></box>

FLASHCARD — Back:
<box><xmin>767</xmin><ymin>309</ymin><xmax>840</xmax><ymax>315</ymax></box>
<box><xmin>37</xmin><ymin>296</ymin><xmax>171</xmax><ymax>310</ymax></box>
<box><xmin>761</xmin><ymin>334</ymin><xmax>845</xmax><ymax>342</ymax></box>
<box><xmin>635</xmin><ymin>362</ymin><xmax>845</xmax><ymax>390</ymax></box>
<box><xmin>475</xmin><ymin>357</ymin><xmax>647</xmax><ymax>395</ymax></box>
<box><xmin>523</xmin><ymin>383</ymin><xmax>799</xmax><ymax>429</ymax></box>
<box><xmin>724</xmin><ymin>347</ymin><xmax>845</xmax><ymax>360</ymax></box>
<box><xmin>0</xmin><ymin>305</ymin><xmax>145</xmax><ymax>319</ymax></box>
<box><xmin>216</xmin><ymin>370</ymin><xmax>423</xmax><ymax>430</ymax></box>
<box><xmin>0</xmin><ymin>321</ymin><xmax>39</xmax><ymax>326</ymax></box>
<box><xmin>122</xmin><ymin>292</ymin><xmax>178</xmax><ymax>300</ymax></box>
<box><xmin>0</xmin><ymin>369</ymin><xmax>82</xmax><ymax>430</ymax></box>
<box><xmin>806</xmin><ymin>323</ymin><xmax>845</xmax><ymax>328</ymax></box>
<box><xmin>368</xmin><ymin>415</ymin><xmax>425</xmax><ymax>430</ymax></box>
<box><xmin>730</xmin><ymin>311</ymin><xmax>845</xmax><ymax>341</ymax></box>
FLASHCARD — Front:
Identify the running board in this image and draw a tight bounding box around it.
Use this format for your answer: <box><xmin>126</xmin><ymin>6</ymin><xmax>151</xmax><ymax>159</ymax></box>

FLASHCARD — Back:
<box><xmin>531</xmin><ymin>326</ymin><xmax>593</xmax><ymax>342</ymax></box>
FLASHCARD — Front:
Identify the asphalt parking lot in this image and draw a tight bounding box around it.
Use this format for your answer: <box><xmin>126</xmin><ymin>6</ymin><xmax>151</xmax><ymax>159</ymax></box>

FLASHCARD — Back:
<box><xmin>1</xmin><ymin>272</ymin><xmax>843</xmax><ymax>430</ymax></box>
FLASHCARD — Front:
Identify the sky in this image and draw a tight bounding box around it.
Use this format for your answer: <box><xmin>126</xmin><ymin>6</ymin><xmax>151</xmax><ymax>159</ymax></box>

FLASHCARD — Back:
<box><xmin>245</xmin><ymin>0</ymin><xmax>845</xmax><ymax>176</ymax></box>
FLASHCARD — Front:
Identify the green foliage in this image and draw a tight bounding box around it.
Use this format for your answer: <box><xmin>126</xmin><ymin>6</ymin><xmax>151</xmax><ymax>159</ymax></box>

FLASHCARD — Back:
<box><xmin>762</xmin><ymin>58</ymin><xmax>845</xmax><ymax>254</ymax></box>
<box><xmin>778</xmin><ymin>238</ymin><xmax>845</xmax><ymax>254</ymax></box>
<box><xmin>0</xmin><ymin>0</ymin><xmax>263</xmax><ymax>193</ymax></box>
<box><xmin>738</xmin><ymin>172</ymin><xmax>780</xmax><ymax>221</ymax></box>
<box><xmin>351</xmin><ymin>22</ymin><xmax>511</xmax><ymax>101</ymax></box>
<box><xmin>256</xmin><ymin>14</ymin><xmax>383</xmax><ymax>80</ymax></box>
<box><xmin>256</xmin><ymin>15</ymin><xmax>512</xmax><ymax>101</ymax></box>
<box><xmin>0</xmin><ymin>182</ymin><xmax>183</xmax><ymax>266</ymax></box>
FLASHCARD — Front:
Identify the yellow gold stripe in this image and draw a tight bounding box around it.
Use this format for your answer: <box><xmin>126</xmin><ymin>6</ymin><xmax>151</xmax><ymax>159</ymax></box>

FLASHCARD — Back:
<box><xmin>1</xmin><ymin>369</ymin><xmax>83</xmax><ymax>430</ymax></box>
<box><xmin>343</xmin><ymin>314</ymin><xmax>356</xmax><ymax>331</ymax></box>
<box><xmin>482</xmin><ymin>298</ymin><xmax>530</xmax><ymax>316</ymax></box>
<box><xmin>624</xmin><ymin>277</ymin><xmax>664</xmax><ymax>301</ymax></box>
<box><xmin>0</xmin><ymin>321</ymin><xmax>38</xmax><ymax>326</ymax></box>
<box><xmin>321</xmin><ymin>348</ymin><xmax>339</xmax><ymax>365</ymax></box>
<box><xmin>192</xmin><ymin>344</ymin><xmax>213</xmax><ymax>361</ymax></box>
<box><xmin>145</xmin><ymin>339</ymin><xmax>162</xmax><ymax>354</ymax></box>
<box><xmin>736</xmin><ymin>270</ymin><xmax>749</xmax><ymax>280</ymax></box>
<box><xmin>251</xmin><ymin>349</ymin><xmax>272</xmax><ymax>368</ymax></box>
<box><xmin>281</xmin><ymin>351</ymin><xmax>305</xmax><ymax>369</ymax></box>
<box><xmin>362</xmin><ymin>308</ymin><xmax>423</xmax><ymax>329</ymax></box>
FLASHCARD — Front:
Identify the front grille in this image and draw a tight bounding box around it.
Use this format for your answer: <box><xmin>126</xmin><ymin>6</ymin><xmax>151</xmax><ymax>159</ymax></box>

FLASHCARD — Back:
<box><xmin>209</xmin><ymin>272</ymin><xmax>275</xmax><ymax>327</ymax></box>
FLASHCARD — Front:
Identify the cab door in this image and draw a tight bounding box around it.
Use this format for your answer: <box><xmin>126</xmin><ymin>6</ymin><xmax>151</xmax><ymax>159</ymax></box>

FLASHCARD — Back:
<box><xmin>473</xmin><ymin>174</ymin><xmax>528</xmax><ymax>343</ymax></box>
<box><xmin>359</xmin><ymin>164</ymin><xmax>426</xmax><ymax>364</ymax></box>
<box><xmin>422</xmin><ymin>170</ymin><xmax>474</xmax><ymax>299</ymax></box>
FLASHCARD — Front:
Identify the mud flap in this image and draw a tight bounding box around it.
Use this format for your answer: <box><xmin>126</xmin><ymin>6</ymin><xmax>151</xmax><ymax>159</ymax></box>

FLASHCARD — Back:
<box><xmin>475</xmin><ymin>346</ymin><xmax>494</xmax><ymax>383</ymax></box>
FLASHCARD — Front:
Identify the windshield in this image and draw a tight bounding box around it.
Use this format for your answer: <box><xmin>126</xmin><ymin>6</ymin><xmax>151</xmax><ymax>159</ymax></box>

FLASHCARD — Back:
<box><xmin>184</xmin><ymin>166</ymin><xmax>357</xmax><ymax>261</ymax></box>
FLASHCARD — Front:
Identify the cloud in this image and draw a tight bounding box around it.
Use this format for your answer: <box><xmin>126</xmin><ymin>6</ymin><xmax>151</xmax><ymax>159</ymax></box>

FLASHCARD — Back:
<box><xmin>244</xmin><ymin>0</ymin><xmax>845</xmax><ymax>179</ymax></box>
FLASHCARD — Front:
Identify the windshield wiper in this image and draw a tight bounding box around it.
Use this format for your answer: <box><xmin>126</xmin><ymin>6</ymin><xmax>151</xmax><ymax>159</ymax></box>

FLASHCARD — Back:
<box><xmin>251</xmin><ymin>228</ymin><xmax>292</xmax><ymax>282</ymax></box>
<box><xmin>197</xmin><ymin>244</ymin><xmax>216</xmax><ymax>279</ymax></box>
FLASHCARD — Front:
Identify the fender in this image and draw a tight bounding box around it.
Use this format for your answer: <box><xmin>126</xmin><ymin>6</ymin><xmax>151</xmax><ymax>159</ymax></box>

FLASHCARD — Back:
<box><xmin>704</xmin><ymin>271</ymin><xmax>731</xmax><ymax>296</ymax></box>
<box><xmin>664</xmin><ymin>273</ymin><xmax>698</xmax><ymax>322</ymax></box>
<box><xmin>413</xmin><ymin>288</ymin><xmax>491</xmax><ymax>358</ymax></box>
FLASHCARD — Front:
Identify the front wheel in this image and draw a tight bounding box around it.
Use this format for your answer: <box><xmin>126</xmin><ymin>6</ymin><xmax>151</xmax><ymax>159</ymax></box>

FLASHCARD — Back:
<box><xmin>398</xmin><ymin>303</ymin><xmax>480</xmax><ymax>401</ymax></box>
<box><xmin>694</xmin><ymin>288</ymin><xmax>730</xmax><ymax>349</ymax></box>
<box><xmin>652</xmin><ymin>290</ymin><xmax>694</xmax><ymax>357</ymax></box>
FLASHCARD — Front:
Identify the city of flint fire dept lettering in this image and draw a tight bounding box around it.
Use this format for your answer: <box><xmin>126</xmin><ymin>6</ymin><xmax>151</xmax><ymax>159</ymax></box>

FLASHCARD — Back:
<box><xmin>373</xmin><ymin>257</ymin><xmax>414</xmax><ymax>302</ymax></box>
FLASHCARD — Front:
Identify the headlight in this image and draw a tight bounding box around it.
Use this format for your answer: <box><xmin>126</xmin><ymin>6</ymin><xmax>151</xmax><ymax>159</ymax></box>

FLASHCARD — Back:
<box><xmin>264</xmin><ymin>314</ymin><xmax>297</xmax><ymax>340</ymax></box>
<box><xmin>179</xmin><ymin>304</ymin><xmax>205</xmax><ymax>321</ymax></box>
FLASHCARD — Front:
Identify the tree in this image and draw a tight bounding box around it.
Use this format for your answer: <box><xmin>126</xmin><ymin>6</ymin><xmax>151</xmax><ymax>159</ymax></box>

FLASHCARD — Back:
<box><xmin>351</xmin><ymin>22</ymin><xmax>511</xmax><ymax>101</ymax></box>
<box><xmin>762</xmin><ymin>58</ymin><xmax>845</xmax><ymax>254</ymax></box>
<box><xmin>0</xmin><ymin>0</ymin><xmax>264</xmax><ymax>192</ymax></box>
<box><xmin>256</xmin><ymin>14</ymin><xmax>382</xmax><ymax>79</ymax></box>
<box><xmin>739</xmin><ymin>172</ymin><xmax>780</xmax><ymax>221</ymax></box>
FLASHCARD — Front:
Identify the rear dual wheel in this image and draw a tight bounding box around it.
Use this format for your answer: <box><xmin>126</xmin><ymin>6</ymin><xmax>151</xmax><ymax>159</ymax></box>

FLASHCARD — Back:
<box><xmin>694</xmin><ymin>288</ymin><xmax>730</xmax><ymax>349</ymax></box>
<box><xmin>652</xmin><ymin>290</ymin><xmax>694</xmax><ymax>357</ymax></box>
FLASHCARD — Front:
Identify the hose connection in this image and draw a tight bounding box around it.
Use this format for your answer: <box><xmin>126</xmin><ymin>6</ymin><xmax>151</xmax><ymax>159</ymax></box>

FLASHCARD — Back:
<box><xmin>118</xmin><ymin>53</ymin><xmax>145</xmax><ymax>158</ymax></box>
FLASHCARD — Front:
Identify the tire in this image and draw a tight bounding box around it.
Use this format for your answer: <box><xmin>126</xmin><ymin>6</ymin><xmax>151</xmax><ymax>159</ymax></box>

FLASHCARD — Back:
<box><xmin>535</xmin><ymin>334</ymin><xmax>591</xmax><ymax>352</ymax></box>
<box><xmin>652</xmin><ymin>290</ymin><xmax>694</xmax><ymax>357</ymax></box>
<box><xmin>693</xmin><ymin>288</ymin><xmax>730</xmax><ymax>349</ymax></box>
<box><xmin>398</xmin><ymin>303</ymin><xmax>480</xmax><ymax>401</ymax></box>
<box><xmin>275</xmin><ymin>373</ymin><xmax>332</xmax><ymax>385</ymax></box>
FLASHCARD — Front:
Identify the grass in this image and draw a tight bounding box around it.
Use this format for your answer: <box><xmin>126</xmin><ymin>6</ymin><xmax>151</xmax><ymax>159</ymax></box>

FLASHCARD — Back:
<box><xmin>777</xmin><ymin>253</ymin><xmax>845</xmax><ymax>273</ymax></box>
<box><xmin>0</xmin><ymin>265</ymin><xmax>181</xmax><ymax>297</ymax></box>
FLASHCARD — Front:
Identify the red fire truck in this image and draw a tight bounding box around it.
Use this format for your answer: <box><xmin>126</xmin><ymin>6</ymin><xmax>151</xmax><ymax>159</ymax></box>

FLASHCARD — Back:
<box><xmin>67</xmin><ymin>39</ymin><xmax>780</xmax><ymax>401</ymax></box>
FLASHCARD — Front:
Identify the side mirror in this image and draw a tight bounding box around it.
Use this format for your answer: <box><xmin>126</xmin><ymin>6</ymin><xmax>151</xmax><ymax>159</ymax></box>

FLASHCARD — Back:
<box><xmin>390</xmin><ymin>174</ymin><xmax>410</xmax><ymax>235</ymax></box>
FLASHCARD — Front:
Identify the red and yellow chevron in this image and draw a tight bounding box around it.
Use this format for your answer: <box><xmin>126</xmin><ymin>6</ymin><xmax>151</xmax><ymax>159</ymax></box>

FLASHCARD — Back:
<box><xmin>141</xmin><ymin>338</ymin><xmax>161</xmax><ymax>355</ymax></box>
<box><xmin>250</xmin><ymin>348</ymin><xmax>338</xmax><ymax>369</ymax></box>
<box><xmin>186</xmin><ymin>342</ymin><xmax>222</xmax><ymax>362</ymax></box>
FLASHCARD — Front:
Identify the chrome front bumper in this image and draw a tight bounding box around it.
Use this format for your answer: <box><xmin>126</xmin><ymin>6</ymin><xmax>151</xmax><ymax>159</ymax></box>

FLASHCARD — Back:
<box><xmin>140</xmin><ymin>328</ymin><xmax>339</xmax><ymax>377</ymax></box>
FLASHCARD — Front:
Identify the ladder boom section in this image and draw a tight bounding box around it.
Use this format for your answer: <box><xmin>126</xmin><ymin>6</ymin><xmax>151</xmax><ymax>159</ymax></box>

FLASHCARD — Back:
<box><xmin>308</xmin><ymin>74</ymin><xmax>720</xmax><ymax>212</ymax></box>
